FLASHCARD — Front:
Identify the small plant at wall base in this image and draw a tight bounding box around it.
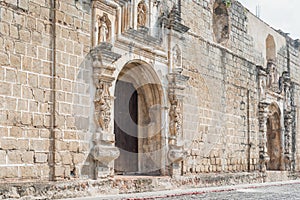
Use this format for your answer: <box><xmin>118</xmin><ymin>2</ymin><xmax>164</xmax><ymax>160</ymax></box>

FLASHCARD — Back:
<box><xmin>222</xmin><ymin>0</ymin><xmax>231</xmax><ymax>7</ymax></box>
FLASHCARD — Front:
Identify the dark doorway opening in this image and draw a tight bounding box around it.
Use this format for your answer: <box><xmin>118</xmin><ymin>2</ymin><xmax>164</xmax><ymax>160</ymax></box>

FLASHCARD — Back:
<box><xmin>114</xmin><ymin>80</ymin><xmax>138</xmax><ymax>174</ymax></box>
<box><xmin>266</xmin><ymin>105</ymin><xmax>282</xmax><ymax>171</ymax></box>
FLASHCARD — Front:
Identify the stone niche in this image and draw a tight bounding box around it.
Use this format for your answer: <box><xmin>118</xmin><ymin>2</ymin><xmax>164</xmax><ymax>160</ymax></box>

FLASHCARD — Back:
<box><xmin>93</xmin><ymin>1</ymin><xmax>117</xmax><ymax>46</ymax></box>
<box><xmin>213</xmin><ymin>0</ymin><xmax>230</xmax><ymax>44</ymax></box>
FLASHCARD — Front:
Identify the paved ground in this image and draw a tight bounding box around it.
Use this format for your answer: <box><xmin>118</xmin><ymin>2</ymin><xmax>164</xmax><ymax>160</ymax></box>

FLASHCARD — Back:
<box><xmin>66</xmin><ymin>180</ymin><xmax>300</xmax><ymax>200</ymax></box>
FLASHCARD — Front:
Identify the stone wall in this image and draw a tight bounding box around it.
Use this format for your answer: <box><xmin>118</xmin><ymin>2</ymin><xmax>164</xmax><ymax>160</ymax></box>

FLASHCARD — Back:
<box><xmin>0</xmin><ymin>0</ymin><xmax>93</xmax><ymax>181</ymax></box>
<box><xmin>0</xmin><ymin>0</ymin><xmax>300</xmax><ymax>193</ymax></box>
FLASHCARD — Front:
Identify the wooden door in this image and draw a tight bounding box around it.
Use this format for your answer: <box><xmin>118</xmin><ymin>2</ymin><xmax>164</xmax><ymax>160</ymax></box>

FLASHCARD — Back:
<box><xmin>114</xmin><ymin>80</ymin><xmax>138</xmax><ymax>174</ymax></box>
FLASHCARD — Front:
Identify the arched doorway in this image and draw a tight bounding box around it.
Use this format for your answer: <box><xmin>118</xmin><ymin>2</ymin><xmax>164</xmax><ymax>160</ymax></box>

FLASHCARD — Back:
<box><xmin>114</xmin><ymin>60</ymin><xmax>164</xmax><ymax>175</ymax></box>
<box><xmin>266</xmin><ymin>103</ymin><xmax>282</xmax><ymax>170</ymax></box>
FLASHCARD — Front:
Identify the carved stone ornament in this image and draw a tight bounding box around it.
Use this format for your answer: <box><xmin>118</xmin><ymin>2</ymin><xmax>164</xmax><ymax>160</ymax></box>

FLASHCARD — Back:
<box><xmin>266</xmin><ymin>59</ymin><xmax>280</xmax><ymax>92</ymax></box>
<box><xmin>97</xmin><ymin>13</ymin><xmax>111</xmax><ymax>44</ymax></box>
<box><xmin>168</xmin><ymin>95</ymin><xmax>183</xmax><ymax>138</ymax></box>
<box><xmin>172</xmin><ymin>45</ymin><xmax>182</xmax><ymax>69</ymax></box>
<box><xmin>258</xmin><ymin>102</ymin><xmax>270</xmax><ymax>172</ymax></box>
<box><xmin>137</xmin><ymin>1</ymin><xmax>147</xmax><ymax>27</ymax></box>
<box><xmin>257</xmin><ymin>66</ymin><xmax>267</xmax><ymax>101</ymax></box>
<box><xmin>167</xmin><ymin>69</ymin><xmax>189</xmax><ymax>165</ymax></box>
<box><xmin>94</xmin><ymin>80</ymin><xmax>113</xmax><ymax>132</ymax></box>
<box><xmin>90</xmin><ymin>47</ymin><xmax>120</xmax><ymax>171</ymax></box>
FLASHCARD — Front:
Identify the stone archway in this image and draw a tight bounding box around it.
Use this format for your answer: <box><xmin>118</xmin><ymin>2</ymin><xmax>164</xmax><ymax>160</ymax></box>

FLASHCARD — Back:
<box><xmin>114</xmin><ymin>60</ymin><xmax>164</xmax><ymax>175</ymax></box>
<box><xmin>266</xmin><ymin>103</ymin><xmax>282</xmax><ymax>170</ymax></box>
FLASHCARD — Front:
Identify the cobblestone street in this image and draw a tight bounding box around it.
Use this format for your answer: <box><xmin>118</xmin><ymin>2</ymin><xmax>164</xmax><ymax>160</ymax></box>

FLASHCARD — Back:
<box><xmin>70</xmin><ymin>180</ymin><xmax>300</xmax><ymax>200</ymax></box>
<box><xmin>163</xmin><ymin>183</ymin><xmax>300</xmax><ymax>200</ymax></box>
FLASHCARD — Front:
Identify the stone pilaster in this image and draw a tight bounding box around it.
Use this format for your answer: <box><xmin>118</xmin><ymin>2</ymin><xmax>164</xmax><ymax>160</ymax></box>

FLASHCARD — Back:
<box><xmin>90</xmin><ymin>45</ymin><xmax>121</xmax><ymax>178</ymax></box>
<box><xmin>283</xmin><ymin>72</ymin><xmax>292</xmax><ymax>170</ymax></box>
<box><xmin>167</xmin><ymin>68</ymin><xmax>189</xmax><ymax>176</ymax></box>
<box><xmin>258</xmin><ymin>101</ymin><xmax>269</xmax><ymax>172</ymax></box>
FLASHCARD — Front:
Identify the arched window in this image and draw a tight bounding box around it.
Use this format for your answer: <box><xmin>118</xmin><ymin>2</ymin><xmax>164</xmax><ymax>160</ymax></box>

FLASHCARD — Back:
<box><xmin>265</xmin><ymin>34</ymin><xmax>278</xmax><ymax>88</ymax></box>
<box><xmin>266</xmin><ymin>34</ymin><xmax>276</xmax><ymax>61</ymax></box>
<box><xmin>213</xmin><ymin>0</ymin><xmax>229</xmax><ymax>44</ymax></box>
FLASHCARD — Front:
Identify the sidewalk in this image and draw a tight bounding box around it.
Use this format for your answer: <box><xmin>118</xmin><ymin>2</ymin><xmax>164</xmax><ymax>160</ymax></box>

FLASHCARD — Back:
<box><xmin>64</xmin><ymin>180</ymin><xmax>300</xmax><ymax>200</ymax></box>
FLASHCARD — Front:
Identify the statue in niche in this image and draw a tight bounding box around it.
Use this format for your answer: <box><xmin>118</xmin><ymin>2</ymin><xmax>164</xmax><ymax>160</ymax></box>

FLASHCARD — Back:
<box><xmin>267</xmin><ymin>62</ymin><xmax>279</xmax><ymax>88</ymax></box>
<box><xmin>172</xmin><ymin>45</ymin><xmax>181</xmax><ymax>68</ymax></box>
<box><xmin>98</xmin><ymin>14</ymin><xmax>109</xmax><ymax>43</ymax></box>
<box><xmin>285</xmin><ymin>87</ymin><xmax>291</xmax><ymax>109</ymax></box>
<box><xmin>259</xmin><ymin>78</ymin><xmax>266</xmax><ymax>100</ymax></box>
<box><xmin>137</xmin><ymin>1</ymin><xmax>147</xmax><ymax>27</ymax></box>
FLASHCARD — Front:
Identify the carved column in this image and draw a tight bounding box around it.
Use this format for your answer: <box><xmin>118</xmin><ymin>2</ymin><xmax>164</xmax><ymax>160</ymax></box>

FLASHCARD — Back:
<box><xmin>167</xmin><ymin>68</ymin><xmax>189</xmax><ymax>176</ymax></box>
<box><xmin>90</xmin><ymin>45</ymin><xmax>121</xmax><ymax>178</ymax></box>
<box><xmin>257</xmin><ymin>66</ymin><xmax>269</xmax><ymax>172</ymax></box>
<box><xmin>283</xmin><ymin>72</ymin><xmax>292</xmax><ymax>170</ymax></box>
<box><xmin>290</xmin><ymin>82</ymin><xmax>297</xmax><ymax>171</ymax></box>
<box><xmin>258</xmin><ymin>102</ymin><xmax>270</xmax><ymax>172</ymax></box>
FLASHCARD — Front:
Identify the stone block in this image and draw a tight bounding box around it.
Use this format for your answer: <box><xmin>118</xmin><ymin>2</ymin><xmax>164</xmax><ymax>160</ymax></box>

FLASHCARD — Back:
<box><xmin>14</xmin><ymin>13</ymin><xmax>26</xmax><ymax>27</ymax></box>
<box><xmin>5</xmin><ymin>68</ymin><xmax>17</xmax><ymax>83</ymax></box>
<box><xmin>10</xmin><ymin>126</ymin><xmax>23</xmax><ymax>137</ymax></box>
<box><xmin>0</xmin><ymin>127</ymin><xmax>9</xmax><ymax>137</ymax></box>
<box><xmin>72</xmin><ymin>153</ymin><xmax>85</xmax><ymax>164</ymax></box>
<box><xmin>28</xmin><ymin>2</ymin><xmax>41</xmax><ymax>17</ymax></box>
<box><xmin>0</xmin><ymin>22</ymin><xmax>9</xmax><ymax>36</ymax></box>
<box><xmin>54</xmin><ymin>165</ymin><xmax>65</xmax><ymax>177</ymax></box>
<box><xmin>32</xmin><ymin>31</ymin><xmax>42</xmax><ymax>45</ymax></box>
<box><xmin>0</xmin><ymin>82</ymin><xmax>11</xmax><ymax>96</ymax></box>
<box><xmin>1</xmin><ymin>138</ymin><xmax>18</xmax><ymax>150</ymax></box>
<box><xmin>64</xmin><ymin>131</ymin><xmax>77</xmax><ymax>140</ymax></box>
<box><xmin>7</xmin><ymin>150</ymin><xmax>23</xmax><ymax>164</ymax></box>
<box><xmin>0</xmin><ymin>166</ymin><xmax>18</xmax><ymax>178</ymax></box>
<box><xmin>18</xmin><ymin>100</ymin><xmax>29</xmax><ymax>112</ymax></box>
<box><xmin>60</xmin><ymin>152</ymin><xmax>72</xmax><ymax>165</ymax></box>
<box><xmin>26</xmin><ymin>16</ymin><xmax>36</xmax><ymax>30</ymax></box>
<box><xmin>43</xmin><ymin>114</ymin><xmax>51</xmax><ymax>127</ymax></box>
<box><xmin>59</xmin><ymin>102</ymin><xmax>71</xmax><ymax>114</ymax></box>
<box><xmin>18</xmin><ymin>139</ymin><xmax>30</xmax><ymax>150</ymax></box>
<box><xmin>33</xmin><ymin>113</ymin><xmax>43</xmax><ymax>127</ymax></box>
<box><xmin>68</xmin><ymin>141</ymin><xmax>79</xmax><ymax>152</ymax></box>
<box><xmin>27</xmin><ymin>128</ymin><xmax>39</xmax><ymax>138</ymax></box>
<box><xmin>34</xmin><ymin>153</ymin><xmax>48</xmax><ymax>163</ymax></box>
<box><xmin>0</xmin><ymin>150</ymin><xmax>6</xmax><ymax>164</ymax></box>
<box><xmin>39</xmin><ymin>75</ymin><xmax>50</xmax><ymax>89</ymax></box>
<box><xmin>30</xmin><ymin>139</ymin><xmax>50</xmax><ymax>152</ymax></box>
<box><xmin>0</xmin><ymin>52</ymin><xmax>9</xmax><ymax>66</ymax></box>
<box><xmin>15</xmin><ymin>41</ymin><xmax>26</xmax><ymax>55</ymax></box>
<box><xmin>10</xmin><ymin>25</ymin><xmax>19</xmax><ymax>39</ymax></box>
<box><xmin>40</xmin><ymin>129</ymin><xmax>50</xmax><ymax>138</ymax></box>
<box><xmin>20</xmin><ymin>166</ymin><xmax>37</xmax><ymax>178</ymax></box>
<box><xmin>1</xmin><ymin>8</ymin><xmax>13</xmax><ymax>22</ymax></box>
<box><xmin>22</xmin><ymin>151</ymin><xmax>34</xmax><ymax>163</ymax></box>
<box><xmin>10</xmin><ymin>54</ymin><xmax>21</xmax><ymax>68</ymax></box>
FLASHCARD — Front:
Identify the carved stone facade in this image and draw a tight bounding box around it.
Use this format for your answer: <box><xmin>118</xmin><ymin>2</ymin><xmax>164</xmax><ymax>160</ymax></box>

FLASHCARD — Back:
<box><xmin>1</xmin><ymin>0</ymin><xmax>300</xmax><ymax>198</ymax></box>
